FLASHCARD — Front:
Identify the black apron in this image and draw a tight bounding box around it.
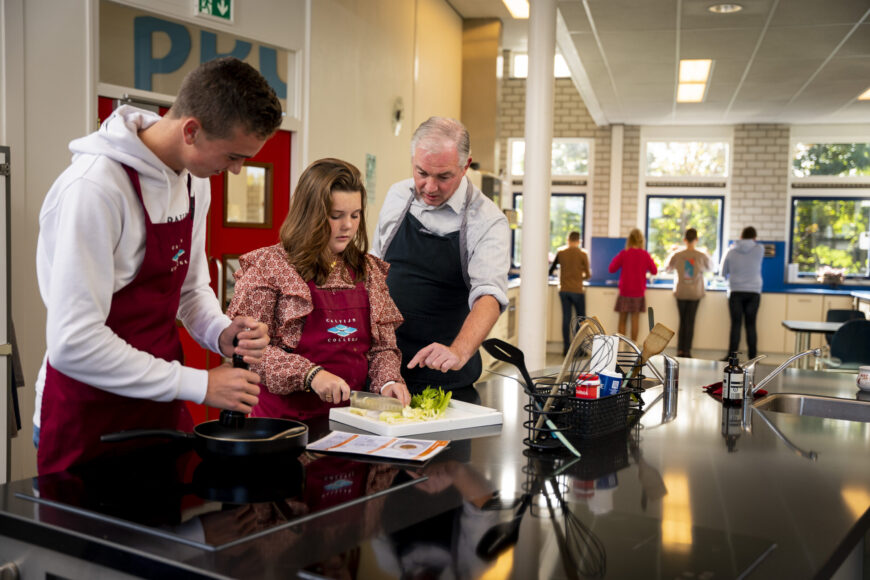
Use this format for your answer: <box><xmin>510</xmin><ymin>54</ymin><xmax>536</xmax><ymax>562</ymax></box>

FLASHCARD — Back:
<box><xmin>382</xmin><ymin>182</ymin><xmax>481</xmax><ymax>393</ymax></box>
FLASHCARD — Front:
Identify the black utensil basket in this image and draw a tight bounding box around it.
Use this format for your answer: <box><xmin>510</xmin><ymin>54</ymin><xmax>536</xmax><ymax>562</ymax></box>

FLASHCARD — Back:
<box><xmin>524</xmin><ymin>357</ymin><xmax>645</xmax><ymax>451</ymax></box>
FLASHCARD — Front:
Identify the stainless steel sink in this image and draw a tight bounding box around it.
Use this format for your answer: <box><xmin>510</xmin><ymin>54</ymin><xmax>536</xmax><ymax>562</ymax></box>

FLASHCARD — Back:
<box><xmin>754</xmin><ymin>393</ymin><xmax>870</xmax><ymax>423</ymax></box>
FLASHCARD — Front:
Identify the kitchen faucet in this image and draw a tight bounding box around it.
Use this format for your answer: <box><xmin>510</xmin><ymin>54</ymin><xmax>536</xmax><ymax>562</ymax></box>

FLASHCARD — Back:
<box><xmin>743</xmin><ymin>348</ymin><xmax>822</xmax><ymax>401</ymax></box>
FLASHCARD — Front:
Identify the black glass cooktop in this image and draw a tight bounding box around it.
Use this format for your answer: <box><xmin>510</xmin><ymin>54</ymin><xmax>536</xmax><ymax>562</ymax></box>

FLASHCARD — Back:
<box><xmin>18</xmin><ymin>442</ymin><xmax>421</xmax><ymax>551</ymax></box>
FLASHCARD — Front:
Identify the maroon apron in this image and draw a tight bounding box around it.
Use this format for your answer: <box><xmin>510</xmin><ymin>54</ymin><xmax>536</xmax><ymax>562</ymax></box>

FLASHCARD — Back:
<box><xmin>251</xmin><ymin>278</ymin><xmax>372</xmax><ymax>421</ymax></box>
<box><xmin>38</xmin><ymin>164</ymin><xmax>195</xmax><ymax>475</ymax></box>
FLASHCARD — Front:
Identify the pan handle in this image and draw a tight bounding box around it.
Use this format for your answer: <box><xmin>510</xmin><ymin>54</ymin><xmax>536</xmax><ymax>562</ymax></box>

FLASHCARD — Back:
<box><xmin>101</xmin><ymin>429</ymin><xmax>196</xmax><ymax>443</ymax></box>
<box><xmin>220</xmin><ymin>338</ymin><xmax>248</xmax><ymax>428</ymax></box>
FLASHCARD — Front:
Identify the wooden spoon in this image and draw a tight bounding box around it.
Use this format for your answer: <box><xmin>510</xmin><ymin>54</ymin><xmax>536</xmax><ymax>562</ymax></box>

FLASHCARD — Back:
<box><xmin>627</xmin><ymin>322</ymin><xmax>675</xmax><ymax>379</ymax></box>
<box><xmin>264</xmin><ymin>425</ymin><xmax>307</xmax><ymax>441</ymax></box>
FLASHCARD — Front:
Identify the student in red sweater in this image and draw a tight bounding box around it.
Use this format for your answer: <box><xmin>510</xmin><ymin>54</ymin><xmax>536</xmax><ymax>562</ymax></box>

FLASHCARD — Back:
<box><xmin>608</xmin><ymin>228</ymin><xmax>657</xmax><ymax>341</ymax></box>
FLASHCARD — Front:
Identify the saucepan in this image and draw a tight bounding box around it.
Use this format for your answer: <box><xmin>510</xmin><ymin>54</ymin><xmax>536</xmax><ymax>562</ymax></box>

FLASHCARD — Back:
<box><xmin>101</xmin><ymin>357</ymin><xmax>309</xmax><ymax>460</ymax></box>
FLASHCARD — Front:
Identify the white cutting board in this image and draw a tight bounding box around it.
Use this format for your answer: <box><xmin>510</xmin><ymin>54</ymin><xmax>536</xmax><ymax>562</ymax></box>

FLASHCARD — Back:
<box><xmin>328</xmin><ymin>399</ymin><xmax>503</xmax><ymax>437</ymax></box>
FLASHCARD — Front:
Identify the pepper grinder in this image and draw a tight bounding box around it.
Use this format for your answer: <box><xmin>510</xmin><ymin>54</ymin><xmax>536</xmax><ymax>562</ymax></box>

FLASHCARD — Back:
<box><xmin>219</xmin><ymin>339</ymin><xmax>247</xmax><ymax>429</ymax></box>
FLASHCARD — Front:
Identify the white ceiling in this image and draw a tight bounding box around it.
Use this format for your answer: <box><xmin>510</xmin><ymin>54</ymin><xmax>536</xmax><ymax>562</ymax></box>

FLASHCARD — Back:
<box><xmin>448</xmin><ymin>0</ymin><xmax>870</xmax><ymax>126</ymax></box>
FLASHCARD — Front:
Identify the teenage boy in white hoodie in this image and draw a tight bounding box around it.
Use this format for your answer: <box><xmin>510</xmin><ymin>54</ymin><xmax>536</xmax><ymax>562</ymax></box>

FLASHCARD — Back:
<box><xmin>34</xmin><ymin>57</ymin><xmax>283</xmax><ymax>475</ymax></box>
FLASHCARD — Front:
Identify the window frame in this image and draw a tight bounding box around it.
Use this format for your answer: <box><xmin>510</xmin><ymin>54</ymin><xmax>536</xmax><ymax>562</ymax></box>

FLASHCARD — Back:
<box><xmin>787</xmin><ymin>125</ymin><xmax>870</xmax><ymax>281</ymax></box>
<box><xmin>506</xmin><ymin>137</ymin><xmax>593</xmax><ymax>179</ymax></box>
<box><xmin>637</xmin><ymin>128</ymin><xmax>734</xmax><ymax>272</ymax></box>
<box><xmin>642</xmin><ymin>139</ymin><xmax>731</xmax><ymax>181</ymax></box>
<box><xmin>510</xmin><ymin>52</ymin><xmax>571</xmax><ymax>79</ymax></box>
<box><xmin>511</xmin><ymin>189</ymin><xmax>588</xmax><ymax>267</ymax></box>
<box><xmin>787</xmin><ymin>195</ymin><xmax>870</xmax><ymax>280</ymax></box>
<box><xmin>644</xmin><ymin>193</ymin><xmax>727</xmax><ymax>272</ymax></box>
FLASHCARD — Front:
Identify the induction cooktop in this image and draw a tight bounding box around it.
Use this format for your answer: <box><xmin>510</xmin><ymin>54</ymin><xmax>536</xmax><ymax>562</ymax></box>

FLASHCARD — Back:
<box><xmin>17</xmin><ymin>445</ymin><xmax>422</xmax><ymax>551</ymax></box>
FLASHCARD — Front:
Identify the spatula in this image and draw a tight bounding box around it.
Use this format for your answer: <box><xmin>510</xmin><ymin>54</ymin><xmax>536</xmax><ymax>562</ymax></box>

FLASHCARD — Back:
<box><xmin>627</xmin><ymin>322</ymin><xmax>675</xmax><ymax>379</ymax></box>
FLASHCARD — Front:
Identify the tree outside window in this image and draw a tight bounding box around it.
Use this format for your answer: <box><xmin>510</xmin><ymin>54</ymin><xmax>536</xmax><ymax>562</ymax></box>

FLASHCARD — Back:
<box><xmin>792</xmin><ymin>143</ymin><xmax>870</xmax><ymax>177</ymax></box>
<box><xmin>646</xmin><ymin>196</ymin><xmax>724</xmax><ymax>267</ymax></box>
<box><xmin>790</xmin><ymin>197</ymin><xmax>870</xmax><ymax>276</ymax></box>
<box><xmin>512</xmin><ymin>193</ymin><xmax>586</xmax><ymax>266</ymax></box>
<box><xmin>509</xmin><ymin>139</ymin><xmax>590</xmax><ymax>177</ymax></box>
<box><xmin>646</xmin><ymin>141</ymin><xmax>729</xmax><ymax>177</ymax></box>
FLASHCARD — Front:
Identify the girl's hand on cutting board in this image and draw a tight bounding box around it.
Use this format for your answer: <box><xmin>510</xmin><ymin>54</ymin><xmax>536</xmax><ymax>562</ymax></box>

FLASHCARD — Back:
<box><xmin>381</xmin><ymin>381</ymin><xmax>411</xmax><ymax>406</ymax></box>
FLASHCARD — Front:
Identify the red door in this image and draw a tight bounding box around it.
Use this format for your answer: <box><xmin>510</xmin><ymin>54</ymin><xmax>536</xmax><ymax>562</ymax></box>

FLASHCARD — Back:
<box><xmin>97</xmin><ymin>97</ymin><xmax>292</xmax><ymax>423</ymax></box>
<box><xmin>193</xmin><ymin>131</ymin><xmax>290</xmax><ymax>422</ymax></box>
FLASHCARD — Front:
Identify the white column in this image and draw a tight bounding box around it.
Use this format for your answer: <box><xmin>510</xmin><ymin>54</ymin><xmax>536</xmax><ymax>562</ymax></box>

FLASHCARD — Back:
<box><xmin>608</xmin><ymin>124</ymin><xmax>624</xmax><ymax>236</ymax></box>
<box><xmin>518</xmin><ymin>0</ymin><xmax>556</xmax><ymax>374</ymax></box>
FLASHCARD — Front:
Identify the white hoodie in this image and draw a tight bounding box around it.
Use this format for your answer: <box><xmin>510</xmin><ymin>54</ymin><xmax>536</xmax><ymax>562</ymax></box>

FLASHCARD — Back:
<box><xmin>34</xmin><ymin>106</ymin><xmax>230</xmax><ymax>428</ymax></box>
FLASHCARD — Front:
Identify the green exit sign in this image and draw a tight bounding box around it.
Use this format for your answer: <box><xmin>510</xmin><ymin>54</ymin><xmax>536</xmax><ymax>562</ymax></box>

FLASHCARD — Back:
<box><xmin>197</xmin><ymin>0</ymin><xmax>232</xmax><ymax>22</ymax></box>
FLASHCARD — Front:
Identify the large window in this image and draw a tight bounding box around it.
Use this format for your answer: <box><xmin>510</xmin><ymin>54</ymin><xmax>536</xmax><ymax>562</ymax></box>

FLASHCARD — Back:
<box><xmin>511</xmin><ymin>53</ymin><xmax>571</xmax><ymax>78</ymax></box>
<box><xmin>790</xmin><ymin>197</ymin><xmax>870</xmax><ymax>277</ymax></box>
<box><xmin>509</xmin><ymin>139</ymin><xmax>590</xmax><ymax>177</ymax></box>
<box><xmin>789</xmin><ymin>135</ymin><xmax>870</xmax><ymax>279</ymax></box>
<box><xmin>792</xmin><ymin>142</ymin><xmax>870</xmax><ymax>178</ymax></box>
<box><xmin>645</xmin><ymin>140</ymin><xmax>729</xmax><ymax>178</ymax></box>
<box><xmin>646</xmin><ymin>196</ymin><xmax>725</xmax><ymax>266</ymax></box>
<box><xmin>512</xmin><ymin>193</ymin><xmax>586</xmax><ymax>266</ymax></box>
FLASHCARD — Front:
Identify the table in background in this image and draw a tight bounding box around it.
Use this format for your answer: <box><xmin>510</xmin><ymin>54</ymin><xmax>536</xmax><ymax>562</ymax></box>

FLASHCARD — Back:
<box><xmin>781</xmin><ymin>320</ymin><xmax>844</xmax><ymax>368</ymax></box>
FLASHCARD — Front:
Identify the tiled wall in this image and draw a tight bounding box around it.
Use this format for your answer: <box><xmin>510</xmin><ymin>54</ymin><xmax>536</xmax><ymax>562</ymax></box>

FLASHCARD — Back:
<box><xmin>621</xmin><ymin>125</ymin><xmax>641</xmax><ymax>235</ymax></box>
<box><xmin>497</xmin><ymin>67</ymin><xmax>793</xmax><ymax>243</ymax></box>
<box><xmin>730</xmin><ymin>124</ymin><xmax>791</xmax><ymax>241</ymax></box>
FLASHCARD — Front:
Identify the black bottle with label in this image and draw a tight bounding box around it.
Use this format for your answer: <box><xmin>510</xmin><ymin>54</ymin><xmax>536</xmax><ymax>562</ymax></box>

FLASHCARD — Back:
<box><xmin>722</xmin><ymin>352</ymin><xmax>745</xmax><ymax>405</ymax></box>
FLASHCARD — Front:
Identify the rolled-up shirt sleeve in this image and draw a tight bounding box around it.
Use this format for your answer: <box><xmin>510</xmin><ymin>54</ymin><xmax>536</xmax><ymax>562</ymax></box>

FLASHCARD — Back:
<box><xmin>466</xmin><ymin>209</ymin><xmax>510</xmax><ymax>312</ymax></box>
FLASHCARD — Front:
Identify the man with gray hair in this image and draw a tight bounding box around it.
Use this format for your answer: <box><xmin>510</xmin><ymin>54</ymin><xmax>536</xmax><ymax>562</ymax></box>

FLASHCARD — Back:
<box><xmin>371</xmin><ymin>117</ymin><xmax>510</xmax><ymax>399</ymax></box>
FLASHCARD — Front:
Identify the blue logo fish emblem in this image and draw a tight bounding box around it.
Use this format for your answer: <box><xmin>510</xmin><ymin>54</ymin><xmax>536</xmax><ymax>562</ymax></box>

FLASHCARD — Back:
<box><xmin>324</xmin><ymin>478</ymin><xmax>353</xmax><ymax>491</ymax></box>
<box><xmin>327</xmin><ymin>324</ymin><xmax>357</xmax><ymax>337</ymax></box>
<box><xmin>172</xmin><ymin>249</ymin><xmax>185</xmax><ymax>262</ymax></box>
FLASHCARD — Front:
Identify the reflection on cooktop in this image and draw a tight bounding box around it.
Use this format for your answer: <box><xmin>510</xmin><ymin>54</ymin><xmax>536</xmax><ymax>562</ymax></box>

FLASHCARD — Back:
<box><xmin>17</xmin><ymin>447</ymin><xmax>422</xmax><ymax>551</ymax></box>
<box><xmin>540</xmin><ymin>509</ymin><xmax>777</xmax><ymax>579</ymax></box>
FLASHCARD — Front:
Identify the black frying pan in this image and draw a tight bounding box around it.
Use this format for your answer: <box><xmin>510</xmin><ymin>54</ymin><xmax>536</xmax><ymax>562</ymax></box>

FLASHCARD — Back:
<box><xmin>101</xmin><ymin>417</ymin><xmax>309</xmax><ymax>460</ymax></box>
<box><xmin>101</xmin><ymin>355</ymin><xmax>308</xmax><ymax>459</ymax></box>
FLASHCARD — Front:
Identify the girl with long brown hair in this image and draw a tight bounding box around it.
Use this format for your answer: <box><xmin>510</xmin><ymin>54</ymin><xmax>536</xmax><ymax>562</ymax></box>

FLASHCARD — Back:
<box><xmin>227</xmin><ymin>158</ymin><xmax>410</xmax><ymax>420</ymax></box>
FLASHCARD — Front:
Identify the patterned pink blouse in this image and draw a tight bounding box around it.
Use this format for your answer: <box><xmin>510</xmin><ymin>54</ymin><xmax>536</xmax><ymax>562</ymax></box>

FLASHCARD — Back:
<box><xmin>226</xmin><ymin>244</ymin><xmax>405</xmax><ymax>395</ymax></box>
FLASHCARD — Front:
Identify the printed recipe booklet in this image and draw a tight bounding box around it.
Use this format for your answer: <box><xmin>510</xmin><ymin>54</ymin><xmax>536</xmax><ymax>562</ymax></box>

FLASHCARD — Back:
<box><xmin>307</xmin><ymin>430</ymin><xmax>449</xmax><ymax>462</ymax></box>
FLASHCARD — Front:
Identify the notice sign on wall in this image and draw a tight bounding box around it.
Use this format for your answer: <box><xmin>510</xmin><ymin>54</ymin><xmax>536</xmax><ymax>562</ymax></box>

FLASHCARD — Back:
<box><xmin>196</xmin><ymin>0</ymin><xmax>233</xmax><ymax>23</ymax></box>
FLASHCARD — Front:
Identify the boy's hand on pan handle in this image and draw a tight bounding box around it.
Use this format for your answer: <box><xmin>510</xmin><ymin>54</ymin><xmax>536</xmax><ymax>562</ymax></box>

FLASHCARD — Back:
<box><xmin>204</xmin><ymin>364</ymin><xmax>261</xmax><ymax>413</ymax></box>
<box><xmin>219</xmin><ymin>316</ymin><xmax>269</xmax><ymax>364</ymax></box>
<box><xmin>311</xmin><ymin>369</ymin><xmax>351</xmax><ymax>404</ymax></box>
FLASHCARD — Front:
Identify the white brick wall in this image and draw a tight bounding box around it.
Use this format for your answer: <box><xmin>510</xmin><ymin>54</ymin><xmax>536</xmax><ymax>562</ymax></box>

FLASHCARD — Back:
<box><xmin>496</xmin><ymin>73</ymin><xmax>793</xmax><ymax>243</ymax></box>
<box><xmin>498</xmin><ymin>76</ymin><xmax>615</xmax><ymax>235</ymax></box>
<box><xmin>730</xmin><ymin>124</ymin><xmax>790</xmax><ymax>241</ymax></box>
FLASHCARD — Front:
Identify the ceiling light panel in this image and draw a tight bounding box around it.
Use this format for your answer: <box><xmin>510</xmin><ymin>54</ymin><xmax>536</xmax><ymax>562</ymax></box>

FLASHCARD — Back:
<box><xmin>708</xmin><ymin>3</ymin><xmax>743</xmax><ymax>14</ymax></box>
<box><xmin>677</xmin><ymin>83</ymin><xmax>707</xmax><ymax>103</ymax></box>
<box><xmin>679</xmin><ymin>59</ymin><xmax>712</xmax><ymax>83</ymax></box>
<box><xmin>859</xmin><ymin>88</ymin><xmax>870</xmax><ymax>101</ymax></box>
<box><xmin>502</xmin><ymin>0</ymin><xmax>529</xmax><ymax>19</ymax></box>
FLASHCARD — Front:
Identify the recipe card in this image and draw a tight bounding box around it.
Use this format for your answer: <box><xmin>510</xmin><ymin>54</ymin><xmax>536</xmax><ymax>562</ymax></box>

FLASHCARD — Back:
<box><xmin>306</xmin><ymin>430</ymin><xmax>449</xmax><ymax>462</ymax></box>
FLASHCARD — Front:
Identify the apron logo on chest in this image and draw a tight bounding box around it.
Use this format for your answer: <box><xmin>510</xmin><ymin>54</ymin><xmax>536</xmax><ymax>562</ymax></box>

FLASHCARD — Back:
<box><xmin>169</xmin><ymin>243</ymin><xmax>189</xmax><ymax>273</ymax></box>
<box><xmin>327</xmin><ymin>324</ymin><xmax>357</xmax><ymax>337</ymax></box>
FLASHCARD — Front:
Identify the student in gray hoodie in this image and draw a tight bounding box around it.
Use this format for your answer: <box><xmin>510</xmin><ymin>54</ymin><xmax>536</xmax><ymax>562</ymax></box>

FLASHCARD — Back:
<box><xmin>720</xmin><ymin>226</ymin><xmax>764</xmax><ymax>359</ymax></box>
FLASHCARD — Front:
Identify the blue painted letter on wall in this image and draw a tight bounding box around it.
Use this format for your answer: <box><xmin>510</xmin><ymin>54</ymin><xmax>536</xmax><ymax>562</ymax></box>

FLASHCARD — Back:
<box><xmin>134</xmin><ymin>16</ymin><xmax>191</xmax><ymax>91</ymax></box>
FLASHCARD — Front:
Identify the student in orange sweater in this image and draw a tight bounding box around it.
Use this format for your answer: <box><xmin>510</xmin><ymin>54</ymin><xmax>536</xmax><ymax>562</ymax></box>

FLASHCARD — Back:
<box><xmin>549</xmin><ymin>231</ymin><xmax>591</xmax><ymax>355</ymax></box>
<box><xmin>608</xmin><ymin>228</ymin><xmax>657</xmax><ymax>341</ymax></box>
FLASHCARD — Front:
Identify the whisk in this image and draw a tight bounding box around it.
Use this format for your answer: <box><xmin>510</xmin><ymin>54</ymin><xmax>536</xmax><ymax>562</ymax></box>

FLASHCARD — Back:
<box><xmin>549</xmin><ymin>477</ymin><xmax>607</xmax><ymax>578</ymax></box>
<box><xmin>534</xmin><ymin>316</ymin><xmax>607</xmax><ymax>433</ymax></box>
